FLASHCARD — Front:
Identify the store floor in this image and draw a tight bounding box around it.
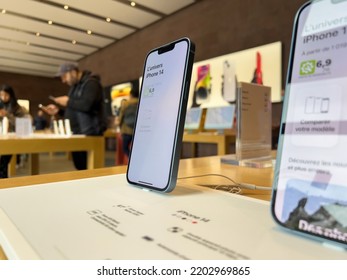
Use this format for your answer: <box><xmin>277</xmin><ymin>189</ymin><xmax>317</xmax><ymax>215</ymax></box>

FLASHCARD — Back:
<box><xmin>12</xmin><ymin>150</ymin><xmax>118</xmax><ymax>178</ymax></box>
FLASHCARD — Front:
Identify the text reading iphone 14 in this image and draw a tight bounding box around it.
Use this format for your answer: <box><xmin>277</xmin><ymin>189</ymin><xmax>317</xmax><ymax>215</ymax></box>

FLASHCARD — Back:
<box><xmin>271</xmin><ymin>0</ymin><xmax>347</xmax><ymax>248</ymax></box>
<box><xmin>127</xmin><ymin>38</ymin><xmax>195</xmax><ymax>192</ymax></box>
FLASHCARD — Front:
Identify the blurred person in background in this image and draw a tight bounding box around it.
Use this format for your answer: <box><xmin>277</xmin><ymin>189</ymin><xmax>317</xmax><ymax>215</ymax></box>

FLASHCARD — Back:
<box><xmin>42</xmin><ymin>63</ymin><xmax>105</xmax><ymax>170</ymax></box>
<box><xmin>0</xmin><ymin>84</ymin><xmax>30</xmax><ymax>178</ymax></box>
<box><xmin>33</xmin><ymin>109</ymin><xmax>48</xmax><ymax>131</ymax></box>
<box><xmin>116</xmin><ymin>87</ymin><xmax>139</xmax><ymax>157</ymax></box>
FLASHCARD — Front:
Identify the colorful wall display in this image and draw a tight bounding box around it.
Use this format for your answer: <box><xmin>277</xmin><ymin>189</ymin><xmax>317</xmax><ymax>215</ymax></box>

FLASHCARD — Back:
<box><xmin>188</xmin><ymin>41</ymin><xmax>282</xmax><ymax>108</ymax></box>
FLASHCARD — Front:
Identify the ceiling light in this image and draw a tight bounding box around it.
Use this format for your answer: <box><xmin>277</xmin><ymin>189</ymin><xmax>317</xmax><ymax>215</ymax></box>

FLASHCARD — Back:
<box><xmin>36</xmin><ymin>32</ymin><xmax>40</xmax><ymax>36</ymax></box>
<box><xmin>130</xmin><ymin>2</ymin><xmax>136</xmax><ymax>7</ymax></box>
<box><xmin>72</xmin><ymin>40</ymin><xmax>77</xmax><ymax>44</ymax></box>
<box><xmin>87</xmin><ymin>30</ymin><xmax>92</xmax><ymax>35</ymax></box>
<box><xmin>64</xmin><ymin>5</ymin><xmax>69</xmax><ymax>10</ymax></box>
<box><xmin>1</xmin><ymin>9</ymin><xmax>6</xmax><ymax>14</ymax></box>
<box><xmin>106</xmin><ymin>17</ymin><xmax>111</xmax><ymax>22</ymax></box>
<box><xmin>48</xmin><ymin>20</ymin><xmax>53</xmax><ymax>25</ymax></box>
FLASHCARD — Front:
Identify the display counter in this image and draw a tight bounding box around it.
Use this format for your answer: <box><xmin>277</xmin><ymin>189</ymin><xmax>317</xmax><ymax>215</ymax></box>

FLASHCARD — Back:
<box><xmin>0</xmin><ymin>134</ymin><xmax>104</xmax><ymax>176</ymax></box>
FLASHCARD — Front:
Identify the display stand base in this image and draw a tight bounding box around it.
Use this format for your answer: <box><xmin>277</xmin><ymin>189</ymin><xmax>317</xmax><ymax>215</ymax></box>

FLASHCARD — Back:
<box><xmin>221</xmin><ymin>154</ymin><xmax>274</xmax><ymax>168</ymax></box>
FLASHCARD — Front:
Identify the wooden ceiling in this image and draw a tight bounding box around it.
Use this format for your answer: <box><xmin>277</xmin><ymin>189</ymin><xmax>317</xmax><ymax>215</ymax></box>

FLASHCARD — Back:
<box><xmin>0</xmin><ymin>0</ymin><xmax>196</xmax><ymax>77</ymax></box>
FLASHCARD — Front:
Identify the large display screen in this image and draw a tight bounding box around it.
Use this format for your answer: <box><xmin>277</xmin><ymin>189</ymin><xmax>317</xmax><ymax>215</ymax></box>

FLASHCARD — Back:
<box><xmin>204</xmin><ymin>105</ymin><xmax>235</xmax><ymax>130</ymax></box>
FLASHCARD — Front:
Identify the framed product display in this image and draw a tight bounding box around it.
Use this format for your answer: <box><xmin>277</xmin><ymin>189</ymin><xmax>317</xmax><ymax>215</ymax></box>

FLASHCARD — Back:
<box><xmin>187</xmin><ymin>41</ymin><xmax>282</xmax><ymax>111</ymax></box>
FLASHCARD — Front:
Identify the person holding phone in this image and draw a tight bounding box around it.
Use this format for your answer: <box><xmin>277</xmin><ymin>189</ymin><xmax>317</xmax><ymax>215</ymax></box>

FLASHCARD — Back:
<box><xmin>44</xmin><ymin>63</ymin><xmax>105</xmax><ymax>170</ymax></box>
<box><xmin>0</xmin><ymin>84</ymin><xmax>30</xmax><ymax>178</ymax></box>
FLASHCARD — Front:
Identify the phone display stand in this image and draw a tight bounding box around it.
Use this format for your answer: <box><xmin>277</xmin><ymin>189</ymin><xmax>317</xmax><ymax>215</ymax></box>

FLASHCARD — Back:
<box><xmin>221</xmin><ymin>82</ymin><xmax>273</xmax><ymax>168</ymax></box>
<box><xmin>0</xmin><ymin>116</ymin><xmax>9</xmax><ymax>135</ymax></box>
<box><xmin>53</xmin><ymin>119</ymin><xmax>72</xmax><ymax>136</ymax></box>
<box><xmin>15</xmin><ymin>117</ymin><xmax>33</xmax><ymax>137</ymax></box>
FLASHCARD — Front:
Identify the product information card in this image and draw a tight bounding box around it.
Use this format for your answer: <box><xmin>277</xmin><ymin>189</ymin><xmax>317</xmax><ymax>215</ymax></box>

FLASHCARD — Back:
<box><xmin>0</xmin><ymin>174</ymin><xmax>346</xmax><ymax>259</ymax></box>
<box><xmin>236</xmin><ymin>82</ymin><xmax>272</xmax><ymax>160</ymax></box>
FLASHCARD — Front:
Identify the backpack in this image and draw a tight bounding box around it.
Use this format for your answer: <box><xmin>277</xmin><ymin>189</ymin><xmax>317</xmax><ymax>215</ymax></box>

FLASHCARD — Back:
<box><xmin>123</xmin><ymin>102</ymin><xmax>138</xmax><ymax>128</ymax></box>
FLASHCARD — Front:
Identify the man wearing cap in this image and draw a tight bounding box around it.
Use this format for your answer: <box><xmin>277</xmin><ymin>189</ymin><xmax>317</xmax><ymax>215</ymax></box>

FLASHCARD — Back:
<box><xmin>45</xmin><ymin>63</ymin><xmax>105</xmax><ymax>170</ymax></box>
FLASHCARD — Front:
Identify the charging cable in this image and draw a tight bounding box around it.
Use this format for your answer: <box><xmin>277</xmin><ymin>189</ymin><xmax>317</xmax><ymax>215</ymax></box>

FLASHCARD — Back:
<box><xmin>178</xmin><ymin>173</ymin><xmax>271</xmax><ymax>194</ymax></box>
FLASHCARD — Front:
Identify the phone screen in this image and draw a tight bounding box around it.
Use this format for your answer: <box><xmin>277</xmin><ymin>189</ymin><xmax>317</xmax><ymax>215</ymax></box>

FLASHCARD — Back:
<box><xmin>127</xmin><ymin>38</ymin><xmax>194</xmax><ymax>192</ymax></box>
<box><xmin>272</xmin><ymin>0</ymin><xmax>347</xmax><ymax>245</ymax></box>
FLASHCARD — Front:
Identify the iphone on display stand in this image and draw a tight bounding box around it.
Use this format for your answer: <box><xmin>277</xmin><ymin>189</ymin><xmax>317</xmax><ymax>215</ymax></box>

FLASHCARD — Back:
<box><xmin>127</xmin><ymin>38</ymin><xmax>195</xmax><ymax>193</ymax></box>
<box><xmin>271</xmin><ymin>0</ymin><xmax>347</xmax><ymax>248</ymax></box>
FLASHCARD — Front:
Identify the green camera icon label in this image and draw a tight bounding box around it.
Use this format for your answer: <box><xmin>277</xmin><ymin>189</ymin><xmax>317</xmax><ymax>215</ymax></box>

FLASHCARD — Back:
<box><xmin>300</xmin><ymin>60</ymin><xmax>316</xmax><ymax>75</ymax></box>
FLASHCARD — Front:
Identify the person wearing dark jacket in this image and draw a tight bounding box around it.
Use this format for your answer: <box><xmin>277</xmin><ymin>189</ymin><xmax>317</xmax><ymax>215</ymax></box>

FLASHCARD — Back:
<box><xmin>117</xmin><ymin>88</ymin><xmax>139</xmax><ymax>157</ymax></box>
<box><xmin>44</xmin><ymin>63</ymin><xmax>104</xmax><ymax>170</ymax></box>
<box><xmin>0</xmin><ymin>84</ymin><xmax>30</xmax><ymax>178</ymax></box>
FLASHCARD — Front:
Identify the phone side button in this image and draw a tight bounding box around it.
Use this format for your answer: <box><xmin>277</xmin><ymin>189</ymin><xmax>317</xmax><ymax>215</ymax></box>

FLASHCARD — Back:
<box><xmin>184</xmin><ymin>82</ymin><xmax>190</xmax><ymax>100</ymax></box>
